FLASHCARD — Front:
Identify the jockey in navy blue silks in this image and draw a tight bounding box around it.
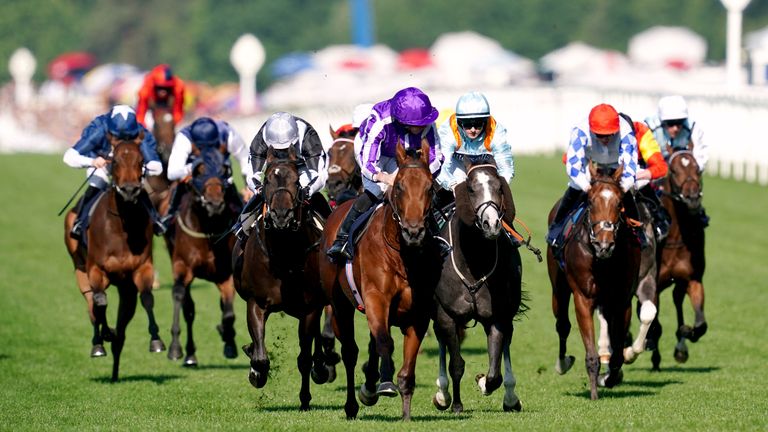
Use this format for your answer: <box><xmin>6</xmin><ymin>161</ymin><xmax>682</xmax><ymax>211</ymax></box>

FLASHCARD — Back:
<box><xmin>63</xmin><ymin>105</ymin><xmax>167</xmax><ymax>240</ymax></box>
<box><xmin>161</xmin><ymin>116</ymin><xmax>253</xmax><ymax>225</ymax></box>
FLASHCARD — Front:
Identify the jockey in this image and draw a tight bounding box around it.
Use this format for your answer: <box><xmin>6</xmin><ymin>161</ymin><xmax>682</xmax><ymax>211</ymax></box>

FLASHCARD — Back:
<box><xmin>546</xmin><ymin>103</ymin><xmax>641</xmax><ymax>248</ymax></box>
<box><xmin>436</xmin><ymin>91</ymin><xmax>516</xmax><ymax>230</ymax></box>
<box><xmin>161</xmin><ymin>117</ymin><xmax>253</xmax><ymax>225</ymax></box>
<box><xmin>234</xmin><ymin>112</ymin><xmax>327</xmax><ymax>241</ymax></box>
<box><xmin>645</xmin><ymin>95</ymin><xmax>709</xmax><ymax>227</ymax></box>
<box><xmin>135</xmin><ymin>64</ymin><xmax>186</xmax><ymax>127</ymax></box>
<box><xmin>63</xmin><ymin>105</ymin><xmax>166</xmax><ymax>240</ymax></box>
<box><xmin>631</xmin><ymin>117</ymin><xmax>671</xmax><ymax>241</ymax></box>
<box><xmin>326</xmin><ymin>86</ymin><xmax>450</xmax><ymax>261</ymax></box>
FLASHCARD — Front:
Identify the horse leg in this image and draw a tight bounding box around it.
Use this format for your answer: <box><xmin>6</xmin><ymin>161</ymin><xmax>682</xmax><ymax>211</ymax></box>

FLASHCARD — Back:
<box><xmin>431</xmin><ymin>306</ymin><xmax>457</xmax><ymax>412</ymax></box>
<box><xmin>134</xmin><ymin>261</ymin><xmax>165</xmax><ymax>354</ymax></box>
<box><xmin>297</xmin><ymin>313</ymin><xmax>317</xmax><ymax>411</ymax></box>
<box><xmin>358</xmin><ymin>333</ymin><xmax>383</xmax><ymax>405</ymax></box>
<box><xmin>309</xmin><ymin>309</ymin><xmax>331</xmax><ymax>385</ymax></box>
<box><xmin>77</xmin><ymin>269</ymin><xmax>105</xmax><ymax>357</ymax></box>
<box><xmin>553</xmin><ymin>276</ymin><xmax>575</xmax><ymax>374</ymax></box>
<box><xmin>245</xmin><ymin>299</ymin><xmax>270</xmax><ymax>388</ymax></box>
<box><xmin>320</xmin><ymin>305</ymin><xmax>340</xmax><ymax>381</ymax></box>
<box><xmin>331</xmin><ymin>297</ymin><xmax>359</xmax><ymax>419</ymax></box>
<box><xmin>599</xmin><ymin>304</ymin><xmax>630</xmax><ymax>389</ymax></box>
<box><xmin>672</xmin><ymin>281</ymin><xmax>690</xmax><ymax>363</ymax></box>
<box><xmin>476</xmin><ymin>322</ymin><xmax>506</xmax><ymax>396</ymax></box>
<box><xmin>180</xmin><ymin>285</ymin><xmax>197</xmax><ymax>366</ymax></box>
<box><xmin>168</xmin><ymin>264</ymin><xmax>192</xmax><ymax>361</ymax></box>
<box><xmin>502</xmin><ymin>336</ymin><xmax>522</xmax><ymax>412</ymax></box>
<box><xmin>216</xmin><ymin>277</ymin><xmax>238</xmax><ymax>359</ymax></box>
<box><xmin>684</xmin><ymin>279</ymin><xmax>707</xmax><ymax>342</ymax></box>
<box><xmin>596</xmin><ymin>308</ymin><xmax>611</xmax><ymax>368</ymax></box>
<box><xmin>573</xmin><ymin>293</ymin><xmax>599</xmax><ymax>400</ymax></box>
<box><xmin>625</xmin><ymin>299</ymin><xmax>657</xmax><ymax>363</ymax></box>
<box><xmin>364</xmin><ymin>301</ymin><xmax>396</xmax><ymax>399</ymax></box>
<box><xmin>111</xmin><ymin>283</ymin><xmax>138</xmax><ymax>382</ymax></box>
<box><xmin>625</xmin><ymin>245</ymin><xmax>659</xmax><ymax>364</ymax></box>
<box><xmin>397</xmin><ymin>323</ymin><xmax>428</xmax><ymax>421</ymax></box>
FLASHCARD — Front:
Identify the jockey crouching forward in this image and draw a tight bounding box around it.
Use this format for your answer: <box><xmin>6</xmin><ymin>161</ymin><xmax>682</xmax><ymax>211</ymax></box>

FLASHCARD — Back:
<box><xmin>436</xmin><ymin>91</ymin><xmax>517</xmax><ymax>236</ymax></box>
<box><xmin>631</xmin><ymin>117</ymin><xmax>671</xmax><ymax>241</ymax></box>
<box><xmin>326</xmin><ymin>86</ymin><xmax>450</xmax><ymax>261</ymax></box>
<box><xmin>546</xmin><ymin>103</ymin><xmax>643</xmax><ymax>249</ymax></box>
<box><xmin>234</xmin><ymin>112</ymin><xmax>328</xmax><ymax>242</ymax></box>
<box><xmin>161</xmin><ymin>117</ymin><xmax>253</xmax><ymax>226</ymax></box>
<box><xmin>63</xmin><ymin>105</ymin><xmax>166</xmax><ymax>240</ymax></box>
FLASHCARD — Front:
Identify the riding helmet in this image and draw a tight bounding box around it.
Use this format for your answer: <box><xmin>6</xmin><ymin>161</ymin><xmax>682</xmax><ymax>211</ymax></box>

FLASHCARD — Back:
<box><xmin>455</xmin><ymin>92</ymin><xmax>490</xmax><ymax>119</ymax></box>
<box><xmin>658</xmin><ymin>95</ymin><xmax>688</xmax><ymax>121</ymax></box>
<box><xmin>190</xmin><ymin>117</ymin><xmax>220</xmax><ymax>147</ymax></box>
<box><xmin>263</xmin><ymin>112</ymin><xmax>299</xmax><ymax>149</ymax></box>
<box><xmin>390</xmin><ymin>87</ymin><xmax>439</xmax><ymax>126</ymax></box>
<box><xmin>107</xmin><ymin>105</ymin><xmax>140</xmax><ymax>139</ymax></box>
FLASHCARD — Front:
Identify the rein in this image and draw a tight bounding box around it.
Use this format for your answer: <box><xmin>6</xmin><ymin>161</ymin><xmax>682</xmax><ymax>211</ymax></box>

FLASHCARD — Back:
<box><xmin>447</xmin><ymin>218</ymin><xmax>498</xmax><ymax>292</ymax></box>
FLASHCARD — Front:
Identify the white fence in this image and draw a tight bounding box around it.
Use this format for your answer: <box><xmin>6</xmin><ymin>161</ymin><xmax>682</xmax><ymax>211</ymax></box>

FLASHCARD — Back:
<box><xmin>231</xmin><ymin>85</ymin><xmax>768</xmax><ymax>186</ymax></box>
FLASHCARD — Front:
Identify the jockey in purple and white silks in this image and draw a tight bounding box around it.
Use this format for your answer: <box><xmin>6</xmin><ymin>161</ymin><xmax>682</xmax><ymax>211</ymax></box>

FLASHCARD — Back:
<box><xmin>63</xmin><ymin>104</ymin><xmax>166</xmax><ymax>240</ymax></box>
<box><xmin>327</xmin><ymin>86</ymin><xmax>450</xmax><ymax>261</ymax></box>
<box><xmin>546</xmin><ymin>103</ymin><xmax>641</xmax><ymax>248</ymax></box>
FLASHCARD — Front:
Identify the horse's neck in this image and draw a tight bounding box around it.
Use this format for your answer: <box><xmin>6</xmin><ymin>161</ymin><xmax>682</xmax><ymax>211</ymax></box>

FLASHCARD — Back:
<box><xmin>453</xmin><ymin>217</ymin><xmax>498</xmax><ymax>271</ymax></box>
<box><xmin>109</xmin><ymin>191</ymin><xmax>150</xmax><ymax>233</ymax></box>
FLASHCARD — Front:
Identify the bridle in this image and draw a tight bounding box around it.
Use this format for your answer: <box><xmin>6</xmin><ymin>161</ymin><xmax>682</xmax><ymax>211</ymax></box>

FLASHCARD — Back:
<box><xmin>110</xmin><ymin>141</ymin><xmax>146</xmax><ymax>201</ymax></box>
<box><xmin>388</xmin><ymin>161</ymin><xmax>434</xmax><ymax>230</ymax></box>
<box><xmin>585</xmin><ymin>178</ymin><xmax>623</xmax><ymax>244</ymax></box>
<box><xmin>666</xmin><ymin>150</ymin><xmax>702</xmax><ymax>204</ymax></box>
<box><xmin>465</xmin><ymin>163</ymin><xmax>505</xmax><ymax>230</ymax></box>
<box><xmin>263</xmin><ymin>159</ymin><xmax>303</xmax><ymax>230</ymax></box>
<box><xmin>327</xmin><ymin>137</ymin><xmax>361</xmax><ymax>184</ymax></box>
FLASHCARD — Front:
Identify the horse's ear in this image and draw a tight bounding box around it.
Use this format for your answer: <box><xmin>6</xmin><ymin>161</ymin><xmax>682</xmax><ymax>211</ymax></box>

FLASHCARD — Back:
<box><xmin>266</xmin><ymin>146</ymin><xmax>276</xmax><ymax>163</ymax></box>
<box><xmin>588</xmin><ymin>160</ymin><xmax>597</xmax><ymax>180</ymax></box>
<box><xmin>287</xmin><ymin>143</ymin><xmax>297</xmax><ymax>159</ymax></box>
<box><xmin>396</xmin><ymin>139</ymin><xmax>406</xmax><ymax>165</ymax></box>
<box><xmin>419</xmin><ymin>137</ymin><xmax>430</xmax><ymax>167</ymax></box>
<box><xmin>135</xmin><ymin>129</ymin><xmax>145</xmax><ymax>144</ymax></box>
<box><xmin>329</xmin><ymin>124</ymin><xmax>338</xmax><ymax>140</ymax></box>
<box><xmin>613</xmin><ymin>163</ymin><xmax>624</xmax><ymax>183</ymax></box>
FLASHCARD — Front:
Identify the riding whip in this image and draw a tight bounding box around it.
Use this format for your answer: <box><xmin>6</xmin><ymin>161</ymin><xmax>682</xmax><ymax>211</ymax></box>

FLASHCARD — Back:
<box><xmin>57</xmin><ymin>170</ymin><xmax>96</xmax><ymax>216</ymax></box>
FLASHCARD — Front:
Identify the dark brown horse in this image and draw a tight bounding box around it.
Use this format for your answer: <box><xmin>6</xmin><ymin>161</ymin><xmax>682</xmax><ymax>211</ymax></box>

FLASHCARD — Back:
<box><xmin>234</xmin><ymin>144</ymin><xmax>334</xmax><ymax>410</ymax></box>
<box><xmin>431</xmin><ymin>156</ymin><xmax>525</xmax><ymax>413</ymax></box>
<box><xmin>164</xmin><ymin>148</ymin><xmax>240</xmax><ymax>366</ymax></box>
<box><xmin>319</xmin><ymin>138</ymin><xmax>442</xmax><ymax>420</ymax></box>
<box><xmin>647</xmin><ymin>150</ymin><xmax>707</xmax><ymax>369</ymax></box>
<box><xmin>325</xmin><ymin>124</ymin><xmax>362</xmax><ymax>206</ymax></box>
<box><xmin>144</xmin><ymin>104</ymin><xmax>176</xmax><ymax>218</ymax></box>
<box><xmin>547</xmin><ymin>164</ymin><xmax>640</xmax><ymax>400</ymax></box>
<box><xmin>64</xmin><ymin>134</ymin><xmax>165</xmax><ymax>381</ymax></box>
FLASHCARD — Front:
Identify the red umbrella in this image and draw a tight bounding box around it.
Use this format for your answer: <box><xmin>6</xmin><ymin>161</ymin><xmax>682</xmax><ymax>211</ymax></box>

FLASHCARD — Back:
<box><xmin>47</xmin><ymin>52</ymin><xmax>97</xmax><ymax>83</ymax></box>
<box><xmin>397</xmin><ymin>48</ymin><xmax>433</xmax><ymax>70</ymax></box>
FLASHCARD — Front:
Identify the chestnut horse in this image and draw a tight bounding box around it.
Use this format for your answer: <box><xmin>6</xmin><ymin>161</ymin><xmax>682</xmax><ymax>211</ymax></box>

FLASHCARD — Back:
<box><xmin>647</xmin><ymin>150</ymin><xmax>707</xmax><ymax>369</ymax></box>
<box><xmin>547</xmin><ymin>164</ymin><xmax>640</xmax><ymax>400</ymax></box>
<box><xmin>64</xmin><ymin>134</ymin><xmax>165</xmax><ymax>381</ymax></box>
<box><xmin>319</xmin><ymin>139</ymin><xmax>443</xmax><ymax>420</ymax></box>
<box><xmin>165</xmin><ymin>148</ymin><xmax>240</xmax><ymax>366</ymax></box>
<box><xmin>234</xmin><ymin>145</ymin><xmax>334</xmax><ymax>410</ymax></box>
<box><xmin>431</xmin><ymin>156</ymin><xmax>525</xmax><ymax>413</ymax></box>
<box><xmin>325</xmin><ymin>124</ymin><xmax>362</xmax><ymax>206</ymax></box>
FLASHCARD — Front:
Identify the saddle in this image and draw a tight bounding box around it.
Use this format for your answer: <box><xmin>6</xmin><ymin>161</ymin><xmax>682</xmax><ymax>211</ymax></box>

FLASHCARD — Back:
<box><xmin>342</xmin><ymin>202</ymin><xmax>384</xmax><ymax>259</ymax></box>
<box><xmin>553</xmin><ymin>203</ymin><xmax>587</xmax><ymax>269</ymax></box>
<box><xmin>79</xmin><ymin>191</ymin><xmax>108</xmax><ymax>248</ymax></box>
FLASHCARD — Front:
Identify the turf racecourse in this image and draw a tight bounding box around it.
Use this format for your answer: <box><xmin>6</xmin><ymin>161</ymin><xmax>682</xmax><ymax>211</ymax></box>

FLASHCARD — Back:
<box><xmin>0</xmin><ymin>153</ymin><xmax>766</xmax><ymax>431</ymax></box>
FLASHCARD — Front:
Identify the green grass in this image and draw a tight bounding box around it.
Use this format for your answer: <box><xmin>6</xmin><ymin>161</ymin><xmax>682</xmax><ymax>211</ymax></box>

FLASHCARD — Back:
<box><xmin>0</xmin><ymin>153</ymin><xmax>766</xmax><ymax>431</ymax></box>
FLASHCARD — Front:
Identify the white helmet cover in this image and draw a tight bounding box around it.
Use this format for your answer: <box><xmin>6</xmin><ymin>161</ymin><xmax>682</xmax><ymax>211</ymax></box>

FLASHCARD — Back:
<box><xmin>455</xmin><ymin>92</ymin><xmax>490</xmax><ymax>119</ymax></box>
<box><xmin>263</xmin><ymin>112</ymin><xmax>299</xmax><ymax>149</ymax></box>
<box><xmin>658</xmin><ymin>95</ymin><xmax>689</xmax><ymax>121</ymax></box>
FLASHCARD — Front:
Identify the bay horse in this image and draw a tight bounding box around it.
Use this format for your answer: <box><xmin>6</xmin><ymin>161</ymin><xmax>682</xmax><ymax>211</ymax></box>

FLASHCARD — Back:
<box><xmin>546</xmin><ymin>164</ymin><xmax>640</xmax><ymax>400</ymax></box>
<box><xmin>234</xmin><ymin>144</ymin><xmax>334</xmax><ymax>410</ymax></box>
<box><xmin>647</xmin><ymin>149</ymin><xmax>707</xmax><ymax>370</ymax></box>
<box><xmin>431</xmin><ymin>156</ymin><xmax>525</xmax><ymax>413</ymax></box>
<box><xmin>63</xmin><ymin>133</ymin><xmax>166</xmax><ymax>381</ymax></box>
<box><xmin>165</xmin><ymin>148</ymin><xmax>240</xmax><ymax>366</ymax></box>
<box><xmin>144</xmin><ymin>104</ymin><xmax>176</xmax><ymax>218</ymax></box>
<box><xmin>326</xmin><ymin>124</ymin><xmax>362</xmax><ymax>206</ymax></box>
<box><xmin>319</xmin><ymin>138</ymin><xmax>443</xmax><ymax>420</ymax></box>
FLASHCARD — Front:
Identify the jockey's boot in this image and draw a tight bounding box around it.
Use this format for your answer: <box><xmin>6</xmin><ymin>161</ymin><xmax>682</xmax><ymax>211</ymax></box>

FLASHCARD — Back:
<box><xmin>697</xmin><ymin>207</ymin><xmax>710</xmax><ymax>228</ymax></box>
<box><xmin>638</xmin><ymin>185</ymin><xmax>670</xmax><ymax>242</ymax></box>
<box><xmin>138</xmin><ymin>192</ymin><xmax>167</xmax><ymax>235</ymax></box>
<box><xmin>326</xmin><ymin>192</ymin><xmax>374</xmax><ymax>261</ymax></box>
<box><xmin>427</xmin><ymin>212</ymin><xmax>452</xmax><ymax>258</ymax></box>
<box><xmin>159</xmin><ymin>182</ymin><xmax>186</xmax><ymax>227</ymax></box>
<box><xmin>623</xmin><ymin>193</ymin><xmax>647</xmax><ymax>248</ymax></box>
<box><xmin>546</xmin><ymin>187</ymin><xmax>583</xmax><ymax>248</ymax></box>
<box><xmin>70</xmin><ymin>185</ymin><xmax>102</xmax><ymax>241</ymax></box>
<box><xmin>233</xmin><ymin>192</ymin><xmax>263</xmax><ymax>243</ymax></box>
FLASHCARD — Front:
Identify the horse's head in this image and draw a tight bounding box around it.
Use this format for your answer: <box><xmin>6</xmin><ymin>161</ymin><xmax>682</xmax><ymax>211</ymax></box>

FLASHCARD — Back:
<box><xmin>460</xmin><ymin>155</ymin><xmax>505</xmax><ymax>239</ymax></box>
<box><xmin>152</xmin><ymin>105</ymin><xmax>176</xmax><ymax>162</ymax></box>
<box><xmin>326</xmin><ymin>124</ymin><xmax>360</xmax><ymax>202</ymax></box>
<box><xmin>587</xmin><ymin>163</ymin><xmax>625</xmax><ymax>259</ymax></box>
<box><xmin>390</xmin><ymin>138</ymin><xmax>434</xmax><ymax>247</ymax></box>
<box><xmin>667</xmin><ymin>150</ymin><xmax>702</xmax><ymax>211</ymax></box>
<box><xmin>263</xmin><ymin>145</ymin><xmax>301</xmax><ymax>230</ymax></box>
<box><xmin>109</xmin><ymin>132</ymin><xmax>146</xmax><ymax>203</ymax></box>
<box><xmin>189</xmin><ymin>148</ymin><xmax>229</xmax><ymax>217</ymax></box>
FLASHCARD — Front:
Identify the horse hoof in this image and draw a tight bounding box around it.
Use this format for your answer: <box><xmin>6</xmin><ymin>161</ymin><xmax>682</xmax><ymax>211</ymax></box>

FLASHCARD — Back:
<box><xmin>623</xmin><ymin>347</ymin><xmax>637</xmax><ymax>364</ymax></box>
<box><xmin>432</xmin><ymin>392</ymin><xmax>451</xmax><ymax>411</ymax></box>
<box><xmin>249</xmin><ymin>369</ymin><xmax>268</xmax><ymax>389</ymax></box>
<box><xmin>326</xmin><ymin>365</ymin><xmax>337</xmax><ymax>383</ymax></box>
<box><xmin>689</xmin><ymin>323</ymin><xmax>708</xmax><ymax>342</ymax></box>
<box><xmin>376</xmin><ymin>381</ymin><xmax>399</xmax><ymax>397</ymax></box>
<box><xmin>223</xmin><ymin>343</ymin><xmax>238</xmax><ymax>359</ymax></box>
<box><xmin>90</xmin><ymin>344</ymin><xmax>107</xmax><ymax>358</ymax></box>
<box><xmin>241</xmin><ymin>343</ymin><xmax>253</xmax><ymax>357</ymax></box>
<box><xmin>676</xmin><ymin>325</ymin><xmax>693</xmax><ymax>339</ymax></box>
<box><xmin>503</xmin><ymin>400</ymin><xmax>522</xmax><ymax>412</ymax></box>
<box><xmin>167</xmin><ymin>345</ymin><xmax>183</xmax><ymax>361</ymax></box>
<box><xmin>598</xmin><ymin>369</ymin><xmax>624</xmax><ymax>388</ymax></box>
<box><xmin>555</xmin><ymin>355</ymin><xmax>575</xmax><ymax>375</ymax></box>
<box><xmin>325</xmin><ymin>351</ymin><xmax>341</xmax><ymax>365</ymax></box>
<box><xmin>674</xmin><ymin>347</ymin><xmax>689</xmax><ymax>363</ymax></box>
<box><xmin>102</xmin><ymin>327</ymin><xmax>116</xmax><ymax>342</ymax></box>
<box><xmin>311</xmin><ymin>365</ymin><xmax>330</xmax><ymax>385</ymax></box>
<box><xmin>183</xmin><ymin>355</ymin><xmax>198</xmax><ymax>367</ymax></box>
<box><xmin>149</xmin><ymin>339</ymin><xmax>166</xmax><ymax>353</ymax></box>
<box><xmin>358</xmin><ymin>384</ymin><xmax>379</xmax><ymax>406</ymax></box>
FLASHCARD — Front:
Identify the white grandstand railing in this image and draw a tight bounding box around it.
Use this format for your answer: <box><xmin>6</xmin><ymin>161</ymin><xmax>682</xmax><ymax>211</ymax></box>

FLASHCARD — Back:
<box><xmin>229</xmin><ymin>85</ymin><xmax>768</xmax><ymax>186</ymax></box>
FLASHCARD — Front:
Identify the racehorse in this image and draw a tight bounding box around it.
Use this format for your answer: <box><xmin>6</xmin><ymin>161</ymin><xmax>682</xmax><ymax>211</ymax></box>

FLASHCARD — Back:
<box><xmin>647</xmin><ymin>149</ymin><xmax>707</xmax><ymax>370</ymax></box>
<box><xmin>546</xmin><ymin>164</ymin><xmax>640</xmax><ymax>400</ymax></box>
<box><xmin>144</xmin><ymin>104</ymin><xmax>176</xmax><ymax>217</ymax></box>
<box><xmin>164</xmin><ymin>148</ymin><xmax>240</xmax><ymax>366</ymax></box>
<box><xmin>325</xmin><ymin>124</ymin><xmax>362</xmax><ymax>206</ymax></box>
<box><xmin>234</xmin><ymin>144</ymin><xmax>334</xmax><ymax>410</ymax></box>
<box><xmin>431</xmin><ymin>156</ymin><xmax>525</xmax><ymax>413</ymax></box>
<box><xmin>319</xmin><ymin>138</ymin><xmax>443</xmax><ymax>420</ymax></box>
<box><xmin>63</xmin><ymin>133</ymin><xmax>165</xmax><ymax>381</ymax></box>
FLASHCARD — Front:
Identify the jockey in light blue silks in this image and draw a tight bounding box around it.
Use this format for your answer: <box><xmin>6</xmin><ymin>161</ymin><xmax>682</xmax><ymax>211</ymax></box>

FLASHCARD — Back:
<box><xmin>326</xmin><ymin>86</ymin><xmax>450</xmax><ymax>261</ymax></box>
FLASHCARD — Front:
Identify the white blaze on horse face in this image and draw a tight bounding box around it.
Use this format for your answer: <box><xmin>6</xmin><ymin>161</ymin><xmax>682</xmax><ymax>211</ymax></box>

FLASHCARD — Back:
<box><xmin>599</xmin><ymin>188</ymin><xmax>616</xmax><ymax>206</ymax></box>
<box><xmin>475</xmin><ymin>171</ymin><xmax>495</xmax><ymax>206</ymax></box>
<box><xmin>274</xmin><ymin>167</ymin><xmax>281</xmax><ymax>176</ymax></box>
<box><xmin>681</xmin><ymin>157</ymin><xmax>690</xmax><ymax>168</ymax></box>
<box><xmin>338</xmin><ymin>143</ymin><xmax>348</xmax><ymax>151</ymax></box>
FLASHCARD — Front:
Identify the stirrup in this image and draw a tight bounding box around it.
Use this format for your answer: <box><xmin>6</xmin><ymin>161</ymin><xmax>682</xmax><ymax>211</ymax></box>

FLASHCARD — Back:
<box><xmin>153</xmin><ymin>220</ymin><xmax>167</xmax><ymax>236</ymax></box>
<box><xmin>70</xmin><ymin>222</ymin><xmax>84</xmax><ymax>240</ymax></box>
<box><xmin>326</xmin><ymin>240</ymin><xmax>351</xmax><ymax>261</ymax></box>
<box><xmin>434</xmin><ymin>236</ymin><xmax>452</xmax><ymax>258</ymax></box>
